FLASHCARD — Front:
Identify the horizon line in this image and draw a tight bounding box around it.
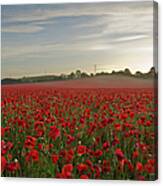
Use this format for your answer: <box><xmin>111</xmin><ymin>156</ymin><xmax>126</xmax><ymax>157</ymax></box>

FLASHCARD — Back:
<box><xmin>1</xmin><ymin>66</ymin><xmax>156</xmax><ymax>80</ymax></box>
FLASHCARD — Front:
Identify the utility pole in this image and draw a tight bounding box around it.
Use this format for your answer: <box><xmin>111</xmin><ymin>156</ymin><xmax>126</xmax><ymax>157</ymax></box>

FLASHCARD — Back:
<box><xmin>94</xmin><ymin>64</ymin><xmax>97</xmax><ymax>75</ymax></box>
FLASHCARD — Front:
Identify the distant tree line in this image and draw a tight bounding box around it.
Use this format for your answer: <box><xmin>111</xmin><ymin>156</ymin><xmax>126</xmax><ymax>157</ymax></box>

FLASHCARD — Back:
<box><xmin>1</xmin><ymin>67</ymin><xmax>157</xmax><ymax>85</ymax></box>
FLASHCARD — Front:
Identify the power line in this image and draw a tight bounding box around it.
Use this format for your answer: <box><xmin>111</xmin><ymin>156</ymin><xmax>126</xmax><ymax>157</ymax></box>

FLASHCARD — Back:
<box><xmin>94</xmin><ymin>64</ymin><xmax>97</xmax><ymax>74</ymax></box>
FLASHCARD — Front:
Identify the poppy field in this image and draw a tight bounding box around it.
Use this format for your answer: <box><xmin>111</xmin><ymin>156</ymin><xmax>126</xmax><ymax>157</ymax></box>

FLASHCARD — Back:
<box><xmin>1</xmin><ymin>84</ymin><xmax>157</xmax><ymax>180</ymax></box>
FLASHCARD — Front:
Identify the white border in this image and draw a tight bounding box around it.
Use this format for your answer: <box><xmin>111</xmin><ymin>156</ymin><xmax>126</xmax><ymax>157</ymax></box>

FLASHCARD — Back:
<box><xmin>0</xmin><ymin>0</ymin><xmax>155</xmax><ymax>5</ymax></box>
<box><xmin>0</xmin><ymin>0</ymin><xmax>162</xmax><ymax>186</ymax></box>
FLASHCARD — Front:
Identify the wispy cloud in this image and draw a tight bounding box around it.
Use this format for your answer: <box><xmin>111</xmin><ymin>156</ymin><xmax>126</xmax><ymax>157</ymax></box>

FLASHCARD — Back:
<box><xmin>114</xmin><ymin>34</ymin><xmax>149</xmax><ymax>42</ymax></box>
<box><xmin>2</xmin><ymin>24</ymin><xmax>43</xmax><ymax>33</ymax></box>
<box><xmin>3</xmin><ymin>2</ymin><xmax>152</xmax><ymax>22</ymax></box>
<box><xmin>2</xmin><ymin>2</ymin><xmax>152</xmax><ymax>35</ymax></box>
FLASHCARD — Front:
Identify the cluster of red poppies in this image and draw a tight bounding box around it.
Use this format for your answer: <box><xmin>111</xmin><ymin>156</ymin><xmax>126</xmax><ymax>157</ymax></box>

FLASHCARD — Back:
<box><xmin>1</xmin><ymin>84</ymin><xmax>157</xmax><ymax>180</ymax></box>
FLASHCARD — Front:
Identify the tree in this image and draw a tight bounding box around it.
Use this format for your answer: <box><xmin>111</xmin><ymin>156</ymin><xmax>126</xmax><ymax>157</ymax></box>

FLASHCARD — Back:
<box><xmin>75</xmin><ymin>70</ymin><xmax>81</xmax><ymax>79</ymax></box>
<box><xmin>81</xmin><ymin>72</ymin><xmax>89</xmax><ymax>78</ymax></box>
<box><xmin>90</xmin><ymin>73</ymin><xmax>94</xmax><ymax>77</ymax></box>
<box><xmin>135</xmin><ymin>71</ymin><xmax>143</xmax><ymax>78</ymax></box>
<box><xmin>124</xmin><ymin>68</ymin><xmax>132</xmax><ymax>76</ymax></box>
<box><xmin>68</xmin><ymin>72</ymin><xmax>75</xmax><ymax>79</ymax></box>
<box><xmin>146</xmin><ymin>67</ymin><xmax>156</xmax><ymax>78</ymax></box>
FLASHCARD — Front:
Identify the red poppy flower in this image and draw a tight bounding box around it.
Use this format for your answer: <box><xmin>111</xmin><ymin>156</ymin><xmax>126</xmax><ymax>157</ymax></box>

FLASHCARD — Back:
<box><xmin>66</xmin><ymin>135</ymin><xmax>75</xmax><ymax>145</ymax></box>
<box><xmin>77</xmin><ymin>163</ymin><xmax>88</xmax><ymax>172</ymax></box>
<box><xmin>136</xmin><ymin>162</ymin><xmax>143</xmax><ymax>172</ymax></box>
<box><xmin>24</xmin><ymin>136</ymin><xmax>36</xmax><ymax>149</ymax></box>
<box><xmin>130</xmin><ymin>112</ymin><xmax>134</xmax><ymax>118</ymax></box>
<box><xmin>1</xmin><ymin>127</ymin><xmax>5</xmax><ymax>138</ymax></box>
<box><xmin>1</xmin><ymin>156</ymin><xmax>7</xmax><ymax>172</ymax></box>
<box><xmin>103</xmin><ymin>141</ymin><xmax>110</xmax><ymax>150</ymax></box>
<box><xmin>132</xmin><ymin>150</ymin><xmax>139</xmax><ymax>159</ymax></box>
<box><xmin>86</xmin><ymin>159</ymin><xmax>93</xmax><ymax>167</ymax></box>
<box><xmin>80</xmin><ymin>174</ymin><xmax>89</xmax><ymax>179</ymax></box>
<box><xmin>80</xmin><ymin>118</ymin><xmax>85</xmax><ymax>124</ymax></box>
<box><xmin>114</xmin><ymin>123</ymin><xmax>121</xmax><ymax>131</ymax></box>
<box><xmin>146</xmin><ymin>120</ymin><xmax>152</xmax><ymax>127</ymax></box>
<box><xmin>94</xmin><ymin>165</ymin><xmax>101</xmax><ymax>178</ymax></box>
<box><xmin>26</xmin><ymin>149</ymin><xmax>39</xmax><ymax>162</ymax></box>
<box><xmin>51</xmin><ymin>154</ymin><xmax>59</xmax><ymax>164</ymax></box>
<box><xmin>144</xmin><ymin>162</ymin><xmax>155</xmax><ymax>174</ymax></box>
<box><xmin>115</xmin><ymin>148</ymin><xmax>124</xmax><ymax>160</ymax></box>
<box><xmin>77</xmin><ymin>145</ymin><xmax>86</xmax><ymax>156</ymax></box>
<box><xmin>49</xmin><ymin>125</ymin><xmax>60</xmax><ymax>141</ymax></box>
<box><xmin>65</xmin><ymin>149</ymin><xmax>74</xmax><ymax>163</ymax></box>
<box><xmin>34</xmin><ymin>121</ymin><xmax>44</xmax><ymax>130</ymax></box>
<box><xmin>38</xmin><ymin>143</ymin><xmax>43</xmax><ymax>150</ymax></box>
<box><xmin>102</xmin><ymin>160</ymin><xmax>110</xmax><ymax>173</ymax></box>
<box><xmin>94</xmin><ymin>149</ymin><xmax>103</xmax><ymax>157</ymax></box>
<box><xmin>1</xmin><ymin>141</ymin><xmax>13</xmax><ymax>155</ymax></box>
<box><xmin>7</xmin><ymin>162</ymin><xmax>20</xmax><ymax>172</ymax></box>
<box><xmin>61</xmin><ymin>164</ymin><xmax>73</xmax><ymax>178</ymax></box>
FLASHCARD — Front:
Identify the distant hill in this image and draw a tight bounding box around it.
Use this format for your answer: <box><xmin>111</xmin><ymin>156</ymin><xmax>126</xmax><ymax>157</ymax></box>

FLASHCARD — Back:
<box><xmin>1</xmin><ymin>67</ymin><xmax>157</xmax><ymax>85</ymax></box>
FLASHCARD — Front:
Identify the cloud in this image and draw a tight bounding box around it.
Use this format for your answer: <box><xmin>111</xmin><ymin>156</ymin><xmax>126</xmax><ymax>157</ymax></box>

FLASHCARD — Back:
<box><xmin>2</xmin><ymin>24</ymin><xmax>43</xmax><ymax>33</ymax></box>
<box><xmin>75</xmin><ymin>9</ymin><xmax>152</xmax><ymax>42</ymax></box>
<box><xmin>114</xmin><ymin>35</ymin><xmax>149</xmax><ymax>42</ymax></box>
<box><xmin>2</xmin><ymin>1</ymin><xmax>152</xmax><ymax>35</ymax></box>
<box><xmin>2</xmin><ymin>2</ymin><xmax>152</xmax><ymax>23</ymax></box>
<box><xmin>2</xmin><ymin>39</ymin><xmax>112</xmax><ymax>60</ymax></box>
<box><xmin>89</xmin><ymin>44</ymin><xmax>113</xmax><ymax>51</ymax></box>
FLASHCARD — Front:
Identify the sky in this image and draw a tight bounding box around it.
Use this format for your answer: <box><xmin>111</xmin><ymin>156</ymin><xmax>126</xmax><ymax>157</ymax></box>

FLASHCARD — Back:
<box><xmin>1</xmin><ymin>1</ymin><xmax>154</xmax><ymax>78</ymax></box>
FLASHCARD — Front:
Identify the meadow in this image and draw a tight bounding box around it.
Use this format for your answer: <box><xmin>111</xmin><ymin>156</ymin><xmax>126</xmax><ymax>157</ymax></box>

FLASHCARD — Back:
<box><xmin>1</xmin><ymin>79</ymin><xmax>157</xmax><ymax>180</ymax></box>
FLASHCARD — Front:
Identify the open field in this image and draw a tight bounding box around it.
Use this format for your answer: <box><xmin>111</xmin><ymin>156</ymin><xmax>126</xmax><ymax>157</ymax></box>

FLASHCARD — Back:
<box><xmin>2</xmin><ymin>75</ymin><xmax>156</xmax><ymax>89</ymax></box>
<box><xmin>1</xmin><ymin>76</ymin><xmax>157</xmax><ymax>180</ymax></box>
<box><xmin>42</xmin><ymin>75</ymin><xmax>155</xmax><ymax>89</ymax></box>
